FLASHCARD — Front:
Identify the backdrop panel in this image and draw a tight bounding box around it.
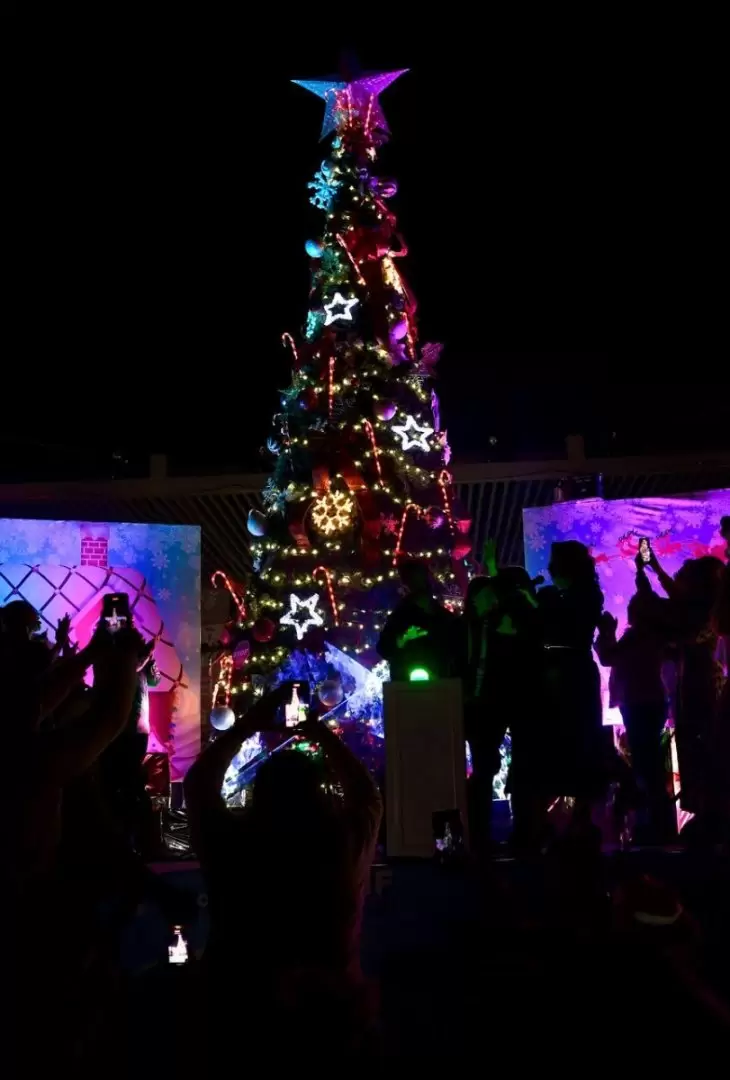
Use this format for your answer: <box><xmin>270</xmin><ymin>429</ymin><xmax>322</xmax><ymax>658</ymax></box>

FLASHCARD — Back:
<box><xmin>0</xmin><ymin>518</ymin><xmax>201</xmax><ymax>778</ymax></box>
<box><xmin>523</xmin><ymin>491</ymin><xmax>730</xmax><ymax>723</ymax></box>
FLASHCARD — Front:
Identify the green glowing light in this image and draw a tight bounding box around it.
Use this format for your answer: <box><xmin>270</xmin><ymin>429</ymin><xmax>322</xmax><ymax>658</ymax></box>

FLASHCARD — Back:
<box><xmin>409</xmin><ymin>667</ymin><xmax>431</xmax><ymax>682</ymax></box>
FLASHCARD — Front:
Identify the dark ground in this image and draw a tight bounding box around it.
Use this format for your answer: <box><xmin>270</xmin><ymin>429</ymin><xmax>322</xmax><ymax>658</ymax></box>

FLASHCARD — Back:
<box><xmin>123</xmin><ymin>848</ymin><xmax>730</xmax><ymax>1068</ymax></box>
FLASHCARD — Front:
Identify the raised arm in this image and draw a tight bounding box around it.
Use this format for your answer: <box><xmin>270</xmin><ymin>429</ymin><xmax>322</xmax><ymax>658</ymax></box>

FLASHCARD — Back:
<box><xmin>303</xmin><ymin>717</ymin><xmax>382</xmax><ymax>849</ymax></box>
<box><xmin>36</xmin><ymin>634</ymin><xmax>139</xmax><ymax>785</ymax></box>
<box><xmin>183</xmin><ymin>684</ymin><xmax>289</xmax><ymax>818</ymax></box>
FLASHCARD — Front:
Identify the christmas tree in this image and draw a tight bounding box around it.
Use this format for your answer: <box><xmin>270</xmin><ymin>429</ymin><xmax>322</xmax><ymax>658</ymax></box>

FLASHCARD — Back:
<box><xmin>212</xmin><ymin>62</ymin><xmax>472</xmax><ymax>794</ymax></box>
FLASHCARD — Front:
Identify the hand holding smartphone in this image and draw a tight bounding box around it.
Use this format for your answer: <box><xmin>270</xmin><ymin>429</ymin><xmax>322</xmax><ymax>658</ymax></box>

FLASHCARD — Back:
<box><xmin>168</xmin><ymin>925</ymin><xmax>188</xmax><ymax>965</ymax></box>
<box><xmin>101</xmin><ymin>592</ymin><xmax>131</xmax><ymax>633</ymax></box>
<box><xmin>283</xmin><ymin>682</ymin><xmax>310</xmax><ymax>727</ymax></box>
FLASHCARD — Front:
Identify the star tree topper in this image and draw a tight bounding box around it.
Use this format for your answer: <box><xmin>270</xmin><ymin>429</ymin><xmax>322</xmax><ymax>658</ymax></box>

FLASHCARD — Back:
<box><xmin>292</xmin><ymin>68</ymin><xmax>408</xmax><ymax>140</ymax></box>
<box><xmin>392</xmin><ymin>413</ymin><xmax>434</xmax><ymax>452</ymax></box>
<box><xmin>280</xmin><ymin>592</ymin><xmax>325</xmax><ymax>641</ymax></box>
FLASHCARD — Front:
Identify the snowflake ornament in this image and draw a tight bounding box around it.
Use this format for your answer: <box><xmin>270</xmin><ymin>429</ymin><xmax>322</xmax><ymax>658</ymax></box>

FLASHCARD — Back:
<box><xmin>308</xmin><ymin>160</ymin><xmax>340</xmax><ymax>210</ymax></box>
<box><xmin>392</xmin><ymin>413</ymin><xmax>434</xmax><ymax>452</ymax></box>
<box><xmin>311</xmin><ymin>490</ymin><xmax>355</xmax><ymax>535</ymax></box>
<box><xmin>324</xmin><ymin>292</ymin><xmax>359</xmax><ymax>326</ymax></box>
<box><xmin>280</xmin><ymin>593</ymin><xmax>325</xmax><ymax>640</ymax></box>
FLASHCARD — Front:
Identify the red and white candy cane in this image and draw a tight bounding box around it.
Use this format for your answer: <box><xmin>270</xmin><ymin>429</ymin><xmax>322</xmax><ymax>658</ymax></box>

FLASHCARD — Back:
<box><xmin>437</xmin><ymin>469</ymin><xmax>455</xmax><ymax>532</ymax></box>
<box><xmin>362</xmin><ymin>419</ymin><xmax>384</xmax><ymax>485</ymax></box>
<box><xmin>313</xmin><ymin>565</ymin><xmax>339</xmax><ymax>626</ymax></box>
<box><xmin>211</xmin><ymin>570</ymin><xmax>246</xmax><ymax>620</ymax></box>
<box><xmin>393</xmin><ymin>502</ymin><xmax>423</xmax><ymax>565</ymax></box>
<box><xmin>328</xmin><ymin>357</ymin><xmax>335</xmax><ymax>418</ymax></box>
<box><xmin>281</xmin><ymin>331</ymin><xmax>298</xmax><ymax>367</ymax></box>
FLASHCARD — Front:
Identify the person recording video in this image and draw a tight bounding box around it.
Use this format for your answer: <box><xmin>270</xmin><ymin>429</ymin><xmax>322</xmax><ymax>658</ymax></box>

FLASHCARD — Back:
<box><xmin>94</xmin><ymin>593</ymin><xmax>161</xmax><ymax>854</ymax></box>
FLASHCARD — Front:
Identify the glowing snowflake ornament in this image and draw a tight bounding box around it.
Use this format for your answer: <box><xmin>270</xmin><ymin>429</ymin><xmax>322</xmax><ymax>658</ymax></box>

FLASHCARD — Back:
<box><xmin>392</xmin><ymin>413</ymin><xmax>434</xmax><ymax>452</ymax></box>
<box><xmin>280</xmin><ymin>593</ymin><xmax>325</xmax><ymax>640</ymax></box>
<box><xmin>324</xmin><ymin>292</ymin><xmax>359</xmax><ymax>326</ymax></box>
<box><xmin>311</xmin><ymin>489</ymin><xmax>355</xmax><ymax>536</ymax></box>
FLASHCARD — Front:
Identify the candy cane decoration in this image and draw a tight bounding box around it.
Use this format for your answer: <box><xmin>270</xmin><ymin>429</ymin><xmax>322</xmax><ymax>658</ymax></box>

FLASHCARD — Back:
<box><xmin>362</xmin><ymin>419</ymin><xmax>384</xmax><ymax>485</ymax></box>
<box><xmin>328</xmin><ymin>356</ymin><xmax>335</xmax><ymax>419</ymax></box>
<box><xmin>211</xmin><ymin>653</ymin><xmax>234</xmax><ymax>708</ymax></box>
<box><xmin>281</xmin><ymin>332</ymin><xmax>298</xmax><ymax>367</ymax></box>
<box><xmin>313</xmin><ymin>565</ymin><xmax>339</xmax><ymax>625</ymax></box>
<box><xmin>393</xmin><ymin>502</ymin><xmax>423</xmax><ymax>565</ymax></box>
<box><xmin>211</xmin><ymin>570</ymin><xmax>246</xmax><ymax>620</ymax></box>
<box><xmin>437</xmin><ymin>469</ymin><xmax>455</xmax><ymax>532</ymax></box>
<box><xmin>336</xmin><ymin>233</ymin><xmax>365</xmax><ymax>285</ymax></box>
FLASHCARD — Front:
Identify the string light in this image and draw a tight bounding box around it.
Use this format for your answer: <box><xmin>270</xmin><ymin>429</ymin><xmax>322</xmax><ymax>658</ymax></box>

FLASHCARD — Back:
<box><xmin>313</xmin><ymin>566</ymin><xmax>339</xmax><ymax>626</ymax></box>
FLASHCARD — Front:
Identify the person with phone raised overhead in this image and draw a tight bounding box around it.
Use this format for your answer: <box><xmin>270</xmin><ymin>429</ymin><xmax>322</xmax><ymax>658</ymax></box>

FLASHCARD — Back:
<box><xmin>184</xmin><ymin>684</ymin><xmax>383</xmax><ymax>1061</ymax></box>
<box><xmin>94</xmin><ymin>597</ymin><xmax>161</xmax><ymax>854</ymax></box>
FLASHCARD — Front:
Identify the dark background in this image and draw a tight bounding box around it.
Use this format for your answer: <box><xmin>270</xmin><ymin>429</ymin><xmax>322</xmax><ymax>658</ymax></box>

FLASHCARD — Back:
<box><xmin>3</xmin><ymin>14</ymin><xmax>721</xmax><ymax>480</ymax></box>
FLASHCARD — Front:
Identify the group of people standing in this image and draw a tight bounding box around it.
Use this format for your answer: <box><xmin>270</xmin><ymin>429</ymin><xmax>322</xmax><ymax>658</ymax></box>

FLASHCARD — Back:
<box><xmin>378</xmin><ymin>518</ymin><xmax>730</xmax><ymax>852</ymax></box>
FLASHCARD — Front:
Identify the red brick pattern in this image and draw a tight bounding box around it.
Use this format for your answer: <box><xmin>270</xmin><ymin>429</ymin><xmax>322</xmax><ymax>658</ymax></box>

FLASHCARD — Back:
<box><xmin>80</xmin><ymin>535</ymin><xmax>109</xmax><ymax>568</ymax></box>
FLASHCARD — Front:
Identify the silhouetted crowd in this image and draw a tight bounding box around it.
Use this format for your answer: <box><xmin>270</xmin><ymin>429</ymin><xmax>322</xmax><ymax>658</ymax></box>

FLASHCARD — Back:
<box><xmin>5</xmin><ymin>516</ymin><xmax>730</xmax><ymax>1069</ymax></box>
<box><xmin>378</xmin><ymin>518</ymin><xmax>730</xmax><ymax>856</ymax></box>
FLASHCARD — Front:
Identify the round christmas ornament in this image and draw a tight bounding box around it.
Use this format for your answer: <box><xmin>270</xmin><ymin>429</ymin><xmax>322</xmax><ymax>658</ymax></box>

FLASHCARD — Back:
<box><xmin>318</xmin><ymin>678</ymin><xmax>344</xmax><ymax>710</ymax></box>
<box><xmin>232</xmin><ymin>640</ymin><xmax>251</xmax><ymax>669</ymax></box>
<box><xmin>305</xmin><ymin>238</ymin><xmax>323</xmax><ymax>258</ymax></box>
<box><xmin>374</xmin><ymin>398</ymin><xmax>397</xmax><ymax>421</ymax></box>
<box><xmin>247</xmin><ymin>509</ymin><xmax>268</xmax><ymax>537</ymax></box>
<box><xmin>252</xmin><ymin>616</ymin><xmax>276</xmax><ymax>643</ymax></box>
<box><xmin>210</xmin><ymin>705</ymin><xmax>236</xmax><ymax>731</ymax></box>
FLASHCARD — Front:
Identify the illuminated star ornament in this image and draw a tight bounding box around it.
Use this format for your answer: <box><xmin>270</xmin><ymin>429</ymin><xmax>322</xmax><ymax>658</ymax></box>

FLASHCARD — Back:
<box><xmin>324</xmin><ymin>292</ymin><xmax>359</xmax><ymax>326</ymax></box>
<box><xmin>280</xmin><ymin>593</ymin><xmax>325</xmax><ymax>640</ymax></box>
<box><xmin>292</xmin><ymin>67</ymin><xmax>408</xmax><ymax>140</ymax></box>
<box><xmin>392</xmin><ymin>413</ymin><xmax>434</xmax><ymax>452</ymax></box>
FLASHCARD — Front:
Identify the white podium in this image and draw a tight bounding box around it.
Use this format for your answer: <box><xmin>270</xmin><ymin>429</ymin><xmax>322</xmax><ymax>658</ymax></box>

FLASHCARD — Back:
<box><xmin>384</xmin><ymin>678</ymin><xmax>468</xmax><ymax>858</ymax></box>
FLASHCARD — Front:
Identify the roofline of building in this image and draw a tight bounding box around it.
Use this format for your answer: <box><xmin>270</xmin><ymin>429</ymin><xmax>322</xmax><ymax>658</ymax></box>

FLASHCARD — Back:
<box><xmin>1</xmin><ymin>440</ymin><xmax>729</xmax><ymax>504</ymax></box>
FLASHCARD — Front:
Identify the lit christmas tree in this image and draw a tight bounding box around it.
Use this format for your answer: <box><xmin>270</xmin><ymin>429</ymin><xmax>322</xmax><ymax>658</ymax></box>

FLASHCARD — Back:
<box><xmin>213</xmin><ymin>62</ymin><xmax>472</xmax><ymax>793</ymax></box>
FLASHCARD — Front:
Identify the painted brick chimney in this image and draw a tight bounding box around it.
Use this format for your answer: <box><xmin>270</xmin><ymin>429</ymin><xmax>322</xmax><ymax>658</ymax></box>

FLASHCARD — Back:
<box><xmin>80</xmin><ymin>522</ymin><xmax>109</xmax><ymax>568</ymax></box>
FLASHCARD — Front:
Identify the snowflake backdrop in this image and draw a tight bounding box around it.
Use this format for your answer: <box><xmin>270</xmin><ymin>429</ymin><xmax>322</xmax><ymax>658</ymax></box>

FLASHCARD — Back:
<box><xmin>523</xmin><ymin>490</ymin><xmax>730</xmax><ymax>723</ymax></box>
<box><xmin>0</xmin><ymin>518</ymin><xmax>201</xmax><ymax>777</ymax></box>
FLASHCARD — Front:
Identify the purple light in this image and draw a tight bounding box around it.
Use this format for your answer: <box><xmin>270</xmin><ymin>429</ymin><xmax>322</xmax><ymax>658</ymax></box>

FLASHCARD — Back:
<box><xmin>523</xmin><ymin>490</ymin><xmax>730</xmax><ymax>723</ymax></box>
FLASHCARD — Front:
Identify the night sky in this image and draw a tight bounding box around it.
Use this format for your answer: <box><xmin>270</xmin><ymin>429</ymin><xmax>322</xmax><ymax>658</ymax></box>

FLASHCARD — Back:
<box><xmin>5</xmin><ymin>18</ymin><xmax>723</xmax><ymax>480</ymax></box>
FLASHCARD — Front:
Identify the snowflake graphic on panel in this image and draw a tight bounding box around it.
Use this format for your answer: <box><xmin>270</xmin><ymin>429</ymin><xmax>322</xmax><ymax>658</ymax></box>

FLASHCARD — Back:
<box><xmin>379</xmin><ymin>513</ymin><xmax>399</xmax><ymax>535</ymax></box>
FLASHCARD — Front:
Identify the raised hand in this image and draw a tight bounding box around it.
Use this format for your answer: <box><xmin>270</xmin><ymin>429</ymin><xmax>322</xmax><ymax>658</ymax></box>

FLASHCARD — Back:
<box><xmin>56</xmin><ymin>613</ymin><xmax>71</xmax><ymax>646</ymax></box>
<box><xmin>598</xmin><ymin>611</ymin><xmax>618</xmax><ymax>634</ymax></box>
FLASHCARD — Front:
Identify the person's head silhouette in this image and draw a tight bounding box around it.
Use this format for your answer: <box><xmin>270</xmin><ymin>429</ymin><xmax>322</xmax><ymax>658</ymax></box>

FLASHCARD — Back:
<box><xmin>1</xmin><ymin>600</ymin><xmax>41</xmax><ymax>642</ymax></box>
